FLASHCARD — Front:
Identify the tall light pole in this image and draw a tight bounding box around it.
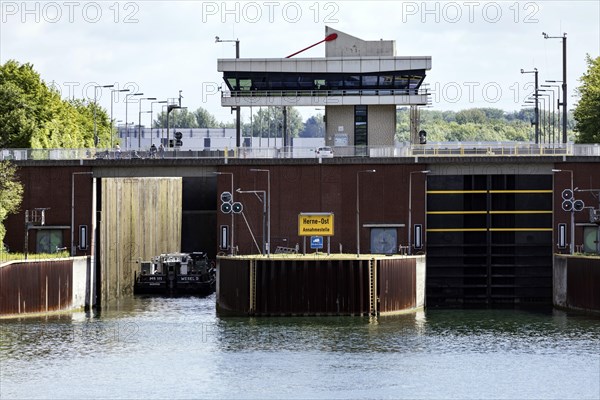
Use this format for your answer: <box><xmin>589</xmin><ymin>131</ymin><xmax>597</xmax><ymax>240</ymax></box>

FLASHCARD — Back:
<box><xmin>125</xmin><ymin>92</ymin><xmax>143</xmax><ymax>149</ymax></box>
<box><xmin>542</xmin><ymin>82</ymin><xmax>562</xmax><ymax>145</ymax></box>
<box><xmin>250</xmin><ymin>168</ymin><xmax>271</xmax><ymax>256</ymax></box>
<box><xmin>110</xmin><ymin>88</ymin><xmax>130</xmax><ymax>149</ymax></box>
<box><xmin>214</xmin><ymin>172</ymin><xmax>235</xmax><ymax>255</ymax></box>
<box><xmin>150</xmin><ymin>100</ymin><xmax>167</xmax><ymax>147</ymax></box>
<box><xmin>237</xmin><ymin>188</ymin><xmax>267</xmax><ymax>255</ymax></box>
<box><xmin>521</xmin><ymin>68</ymin><xmax>539</xmax><ymax>144</ymax></box>
<box><xmin>533</xmin><ymin>94</ymin><xmax>548</xmax><ymax>144</ymax></box>
<box><xmin>409</xmin><ymin>170</ymin><xmax>430</xmax><ymax>255</ymax></box>
<box><xmin>166</xmin><ymin>104</ymin><xmax>187</xmax><ymax>147</ymax></box>
<box><xmin>139</xmin><ymin>110</ymin><xmax>152</xmax><ymax>148</ymax></box>
<box><xmin>139</xmin><ymin>97</ymin><xmax>156</xmax><ymax>149</ymax></box>
<box><xmin>216</xmin><ymin>36</ymin><xmax>241</xmax><ymax>149</ymax></box>
<box><xmin>161</xmin><ymin>104</ymin><xmax>168</xmax><ymax>145</ymax></box>
<box><xmin>356</xmin><ymin>169</ymin><xmax>376</xmax><ymax>255</ymax></box>
<box><xmin>521</xmin><ymin>101</ymin><xmax>536</xmax><ymax>141</ymax></box>
<box><xmin>93</xmin><ymin>84</ymin><xmax>114</xmax><ymax>147</ymax></box>
<box><xmin>543</xmin><ymin>32</ymin><xmax>567</xmax><ymax>143</ymax></box>
<box><xmin>538</xmin><ymin>92</ymin><xmax>554</xmax><ymax>144</ymax></box>
<box><xmin>552</xmin><ymin>168</ymin><xmax>574</xmax><ymax>254</ymax></box>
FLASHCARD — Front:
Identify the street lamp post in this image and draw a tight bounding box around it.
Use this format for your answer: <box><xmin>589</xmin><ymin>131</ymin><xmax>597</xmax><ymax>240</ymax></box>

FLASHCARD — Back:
<box><xmin>552</xmin><ymin>168</ymin><xmax>574</xmax><ymax>254</ymax></box>
<box><xmin>139</xmin><ymin>97</ymin><xmax>156</xmax><ymax>149</ymax></box>
<box><xmin>237</xmin><ymin>188</ymin><xmax>267</xmax><ymax>255</ymax></box>
<box><xmin>161</xmin><ymin>104</ymin><xmax>168</xmax><ymax>145</ymax></box>
<box><xmin>533</xmin><ymin>94</ymin><xmax>548</xmax><ymax>144</ymax></box>
<box><xmin>166</xmin><ymin>104</ymin><xmax>187</xmax><ymax>148</ymax></box>
<box><xmin>110</xmin><ymin>88</ymin><xmax>130</xmax><ymax>149</ymax></box>
<box><xmin>139</xmin><ymin>110</ymin><xmax>152</xmax><ymax>148</ymax></box>
<box><xmin>521</xmin><ymin>101</ymin><xmax>536</xmax><ymax>141</ymax></box>
<box><xmin>150</xmin><ymin>101</ymin><xmax>167</xmax><ymax>147</ymax></box>
<box><xmin>537</xmin><ymin>92</ymin><xmax>554</xmax><ymax>144</ymax></box>
<box><xmin>542</xmin><ymin>82</ymin><xmax>562</xmax><ymax>145</ymax></box>
<box><xmin>93</xmin><ymin>84</ymin><xmax>114</xmax><ymax>147</ymax></box>
<box><xmin>539</xmin><ymin>88</ymin><xmax>556</xmax><ymax>144</ymax></box>
<box><xmin>521</xmin><ymin>69</ymin><xmax>539</xmax><ymax>144</ymax></box>
<box><xmin>214</xmin><ymin>172</ymin><xmax>235</xmax><ymax>255</ymax></box>
<box><xmin>250</xmin><ymin>169</ymin><xmax>270</xmax><ymax>256</ymax></box>
<box><xmin>216</xmin><ymin>36</ymin><xmax>241</xmax><ymax>149</ymax></box>
<box><xmin>409</xmin><ymin>170</ymin><xmax>430</xmax><ymax>255</ymax></box>
<box><xmin>543</xmin><ymin>33</ymin><xmax>567</xmax><ymax>143</ymax></box>
<box><xmin>125</xmin><ymin>92</ymin><xmax>143</xmax><ymax>149</ymax></box>
<box><xmin>356</xmin><ymin>169</ymin><xmax>376</xmax><ymax>255</ymax></box>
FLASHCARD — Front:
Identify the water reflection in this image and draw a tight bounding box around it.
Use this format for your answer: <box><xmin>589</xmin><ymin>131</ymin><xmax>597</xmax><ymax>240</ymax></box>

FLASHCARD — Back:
<box><xmin>1</xmin><ymin>295</ymin><xmax>599</xmax><ymax>399</ymax></box>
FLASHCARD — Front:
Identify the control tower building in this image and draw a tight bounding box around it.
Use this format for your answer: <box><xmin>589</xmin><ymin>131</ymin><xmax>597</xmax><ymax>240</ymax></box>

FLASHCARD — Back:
<box><xmin>217</xmin><ymin>27</ymin><xmax>432</xmax><ymax>151</ymax></box>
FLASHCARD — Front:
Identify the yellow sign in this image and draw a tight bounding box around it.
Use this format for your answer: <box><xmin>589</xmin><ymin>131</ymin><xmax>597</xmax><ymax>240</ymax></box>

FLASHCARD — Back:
<box><xmin>298</xmin><ymin>213</ymin><xmax>334</xmax><ymax>236</ymax></box>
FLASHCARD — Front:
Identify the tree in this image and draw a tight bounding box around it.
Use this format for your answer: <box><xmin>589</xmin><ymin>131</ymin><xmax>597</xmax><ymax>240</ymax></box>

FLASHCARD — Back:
<box><xmin>300</xmin><ymin>114</ymin><xmax>325</xmax><ymax>137</ymax></box>
<box><xmin>153</xmin><ymin>108</ymin><xmax>199</xmax><ymax>129</ymax></box>
<box><xmin>194</xmin><ymin>107</ymin><xmax>220</xmax><ymax>128</ymax></box>
<box><xmin>245</xmin><ymin>107</ymin><xmax>303</xmax><ymax>138</ymax></box>
<box><xmin>455</xmin><ymin>108</ymin><xmax>487</xmax><ymax>124</ymax></box>
<box><xmin>0</xmin><ymin>161</ymin><xmax>23</xmax><ymax>250</ymax></box>
<box><xmin>0</xmin><ymin>60</ymin><xmax>112</xmax><ymax>149</ymax></box>
<box><xmin>574</xmin><ymin>55</ymin><xmax>600</xmax><ymax>143</ymax></box>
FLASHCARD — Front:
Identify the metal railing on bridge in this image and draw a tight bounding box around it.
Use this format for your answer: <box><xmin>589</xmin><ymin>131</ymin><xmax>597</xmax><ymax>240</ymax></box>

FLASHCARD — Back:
<box><xmin>1</xmin><ymin>142</ymin><xmax>598</xmax><ymax>162</ymax></box>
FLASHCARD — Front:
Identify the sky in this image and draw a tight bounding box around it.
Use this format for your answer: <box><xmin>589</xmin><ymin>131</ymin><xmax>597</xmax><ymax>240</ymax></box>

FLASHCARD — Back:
<box><xmin>1</xmin><ymin>0</ymin><xmax>599</xmax><ymax>125</ymax></box>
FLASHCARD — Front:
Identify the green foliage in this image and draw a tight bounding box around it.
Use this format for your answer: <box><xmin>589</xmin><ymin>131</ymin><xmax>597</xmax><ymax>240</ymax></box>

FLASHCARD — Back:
<box><xmin>300</xmin><ymin>114</ymin><xmax>325</xmax><ymax>138</ymax></box>
<box><xmin>243</xmin><ymin>107</ymin><xmax>304</xmax><ymax>138</ymax></box>
<box><xmin>0</xmin><ymin>60</ymin><xmax>112</xmax><ymax>149</ymax></box>
<box><xmin>397</xmin><ymin>107</ymin><xmax>574</xmax><ymax>143</ymax></box>
<box><xmin>574</xmin><ymin>55</ymin><xmax>600</xmax><ymax>143</ymax></box>
<box><xmin>153</xmin><ymin>108</ymin><xmax>198</xmax><ymax>129</ymax></box>
<box><xmin>194</xmin><ymin>107</ymin><xmax>221</xmax><ymax>128</ymax></box>
<box><xmin>0</xmin><ymin>251</ymin><xmax>70</xmax><ymax>262</ymax></box>
<box><xmin>153</xmin><ymin>106</ymin><xmax>235</xmax><ymax>129</ymax></box>
<box><xmin>0</xmin><ymin>161</ymin><xmax>23</xmax><ymax>248</ymax></box>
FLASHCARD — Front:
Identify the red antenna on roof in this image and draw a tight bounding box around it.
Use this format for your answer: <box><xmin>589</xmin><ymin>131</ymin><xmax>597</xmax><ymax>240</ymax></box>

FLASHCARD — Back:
<box><xmin>285</xmin><ymin>33</ymin><xmax>338</xmax><ymax>58</ymax></box>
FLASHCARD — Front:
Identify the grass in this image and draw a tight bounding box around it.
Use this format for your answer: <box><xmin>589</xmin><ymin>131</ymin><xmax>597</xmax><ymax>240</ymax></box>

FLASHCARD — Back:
<box><xmin>0</xmin><ymin>251</ymin><xmax>71</xmax><ymax>264</ymax></box>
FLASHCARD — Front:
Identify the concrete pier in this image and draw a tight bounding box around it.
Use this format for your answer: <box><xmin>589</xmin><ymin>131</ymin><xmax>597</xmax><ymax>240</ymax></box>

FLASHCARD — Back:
<box><xmin>554</xmin><ymin>255</ymin><xmax>600</xmax><ymax>314</ymax></box>
<box><xmin>216</xmin><ymin>254</ymin><xmax>425</xmax><ymax>316</ymax></box>
<box><xmin>0</xmin><ymin>257</ymin><xmax>90</xmax><ymax>318</ymax></box>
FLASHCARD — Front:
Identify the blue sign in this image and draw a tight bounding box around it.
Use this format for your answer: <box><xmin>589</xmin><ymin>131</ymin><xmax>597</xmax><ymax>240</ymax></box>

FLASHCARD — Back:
<box><xmin>310</xmin><ymin>236</ymin><xmax>323</xmax><ymax>249</ymax></box>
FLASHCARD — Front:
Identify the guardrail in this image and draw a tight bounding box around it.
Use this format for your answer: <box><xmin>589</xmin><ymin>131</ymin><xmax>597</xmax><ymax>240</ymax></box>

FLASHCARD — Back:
<box><xmin>223</xmin><ymin>88</ymin><xmax>429</xmax><ymax>98</ymax></box>
<box><xmin>1</xmin><ymin>143</ymin><xmax>598</xmax><ymax>161</ymax></box>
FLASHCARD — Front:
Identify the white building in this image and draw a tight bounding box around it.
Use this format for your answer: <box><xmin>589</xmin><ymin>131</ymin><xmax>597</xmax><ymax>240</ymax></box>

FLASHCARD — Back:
<box><xmin>116</xmin><ymin>126</ymin><xmax>324</xmax><ymax>155</ymax></box>
<box><xmin>217</xmin><ymin>27</ymin><xmax>432</xmax><ymax>151</ymax></box>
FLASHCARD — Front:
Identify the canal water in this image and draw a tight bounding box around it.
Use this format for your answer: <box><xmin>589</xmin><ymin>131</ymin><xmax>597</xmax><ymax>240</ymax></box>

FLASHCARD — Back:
<box><xmin>1</xmin><ymin>295</ymin><xmax>599</xmax><ymax>399</ymax></box>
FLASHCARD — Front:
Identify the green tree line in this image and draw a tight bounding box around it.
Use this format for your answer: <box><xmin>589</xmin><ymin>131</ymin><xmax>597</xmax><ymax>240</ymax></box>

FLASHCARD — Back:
<box><xmin>153</xmin><ymin>106</ymin><xmax>319</xmax><ymax>139</ymax></box>
<box><xmin>574</xmin><ymin>55</ymin><xmax>600</xmax><ymax>143</ymax></box>
<box><xmin>0</xmin><ymin>161</ymin><xmax>23</xmax><ymax>251</ymax></box>
<box><xmin>397</xmin><ymin>107</ymin><xmax>576</xmax><ymax>143</ymax></box>
<box><xmin>0</xmin><ymin>60</ymin><xmax>112</xmax><ymax>148</ymax></box>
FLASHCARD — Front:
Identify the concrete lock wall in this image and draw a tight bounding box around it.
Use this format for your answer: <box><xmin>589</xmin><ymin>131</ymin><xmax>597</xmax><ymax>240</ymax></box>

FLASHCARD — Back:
<box><xmin>0</xmin><ymin>257</ymin><xmax>89</xmax><ymax>318</ymax></box>
<box><xmin>217</xmin><ymin>255</ymin><xmax>425</xmax><ymax>316</ymax></box>
<box><xmin>554</xmin><ymin>255</ymin><xmax>600</xmax><ymax>314</ymax></box>
<box><xmin>100</xmin><ymin>177</ymin><xmax>182</xmax><ymax>304</ymax></box>
<box><xmin>553</xmin><ymin>256</ymin><xmax>568</xmax><ymax>309</ymax></box>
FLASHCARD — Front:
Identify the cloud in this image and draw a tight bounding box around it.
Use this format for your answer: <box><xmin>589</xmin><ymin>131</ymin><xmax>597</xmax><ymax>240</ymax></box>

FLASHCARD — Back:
<box><xmin>1</xmin><ymin>0</ymin><xmax>598</xmax><ymax>120</ymax></box>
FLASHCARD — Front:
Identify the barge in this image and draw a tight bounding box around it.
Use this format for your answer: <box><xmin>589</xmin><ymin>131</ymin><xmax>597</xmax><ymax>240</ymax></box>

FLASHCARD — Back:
<box><xmin>134</xmin><ymin>252</ymin><xmax>215</xmax><ymax>296</ymax></box>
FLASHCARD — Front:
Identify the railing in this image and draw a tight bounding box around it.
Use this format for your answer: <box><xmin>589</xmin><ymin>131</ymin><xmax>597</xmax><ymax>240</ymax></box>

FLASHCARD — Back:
<box><xmin>409</xmin><ymin>142</ymin><xmax>579</xmax><ymax>157</ymax></box>
<box><xmin>1</xmin><ymin>143</ymin><xmax>598</xmax><ymax>162</ymax></box>
<box><xmin>223</xmin><ymin>88</ymin><xmax>429</xmax><ymax>98</ymax></box>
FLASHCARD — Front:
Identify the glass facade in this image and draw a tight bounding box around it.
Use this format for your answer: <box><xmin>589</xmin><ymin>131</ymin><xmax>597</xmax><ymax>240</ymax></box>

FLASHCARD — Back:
<box><xmin>426</xmin><ymin>174</ymin><xmax>553</xmax><ymax>306</ymax></box>
<box><xmin>222</xmin><ymin>70</ymin><xmax>426</xmax><ymax>92</ymax></box>
<box><xmin>354</xmin><ymin>105</ymin><xmax>368</xmax><ymax>148</ymax></box>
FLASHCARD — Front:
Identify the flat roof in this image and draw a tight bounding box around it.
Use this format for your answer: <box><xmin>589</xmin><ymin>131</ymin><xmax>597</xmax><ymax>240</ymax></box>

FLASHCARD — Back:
<box><xmin>218</xmin><ymin>56</ymin><xmax>432</xmax><ymax>73</ymax></box>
